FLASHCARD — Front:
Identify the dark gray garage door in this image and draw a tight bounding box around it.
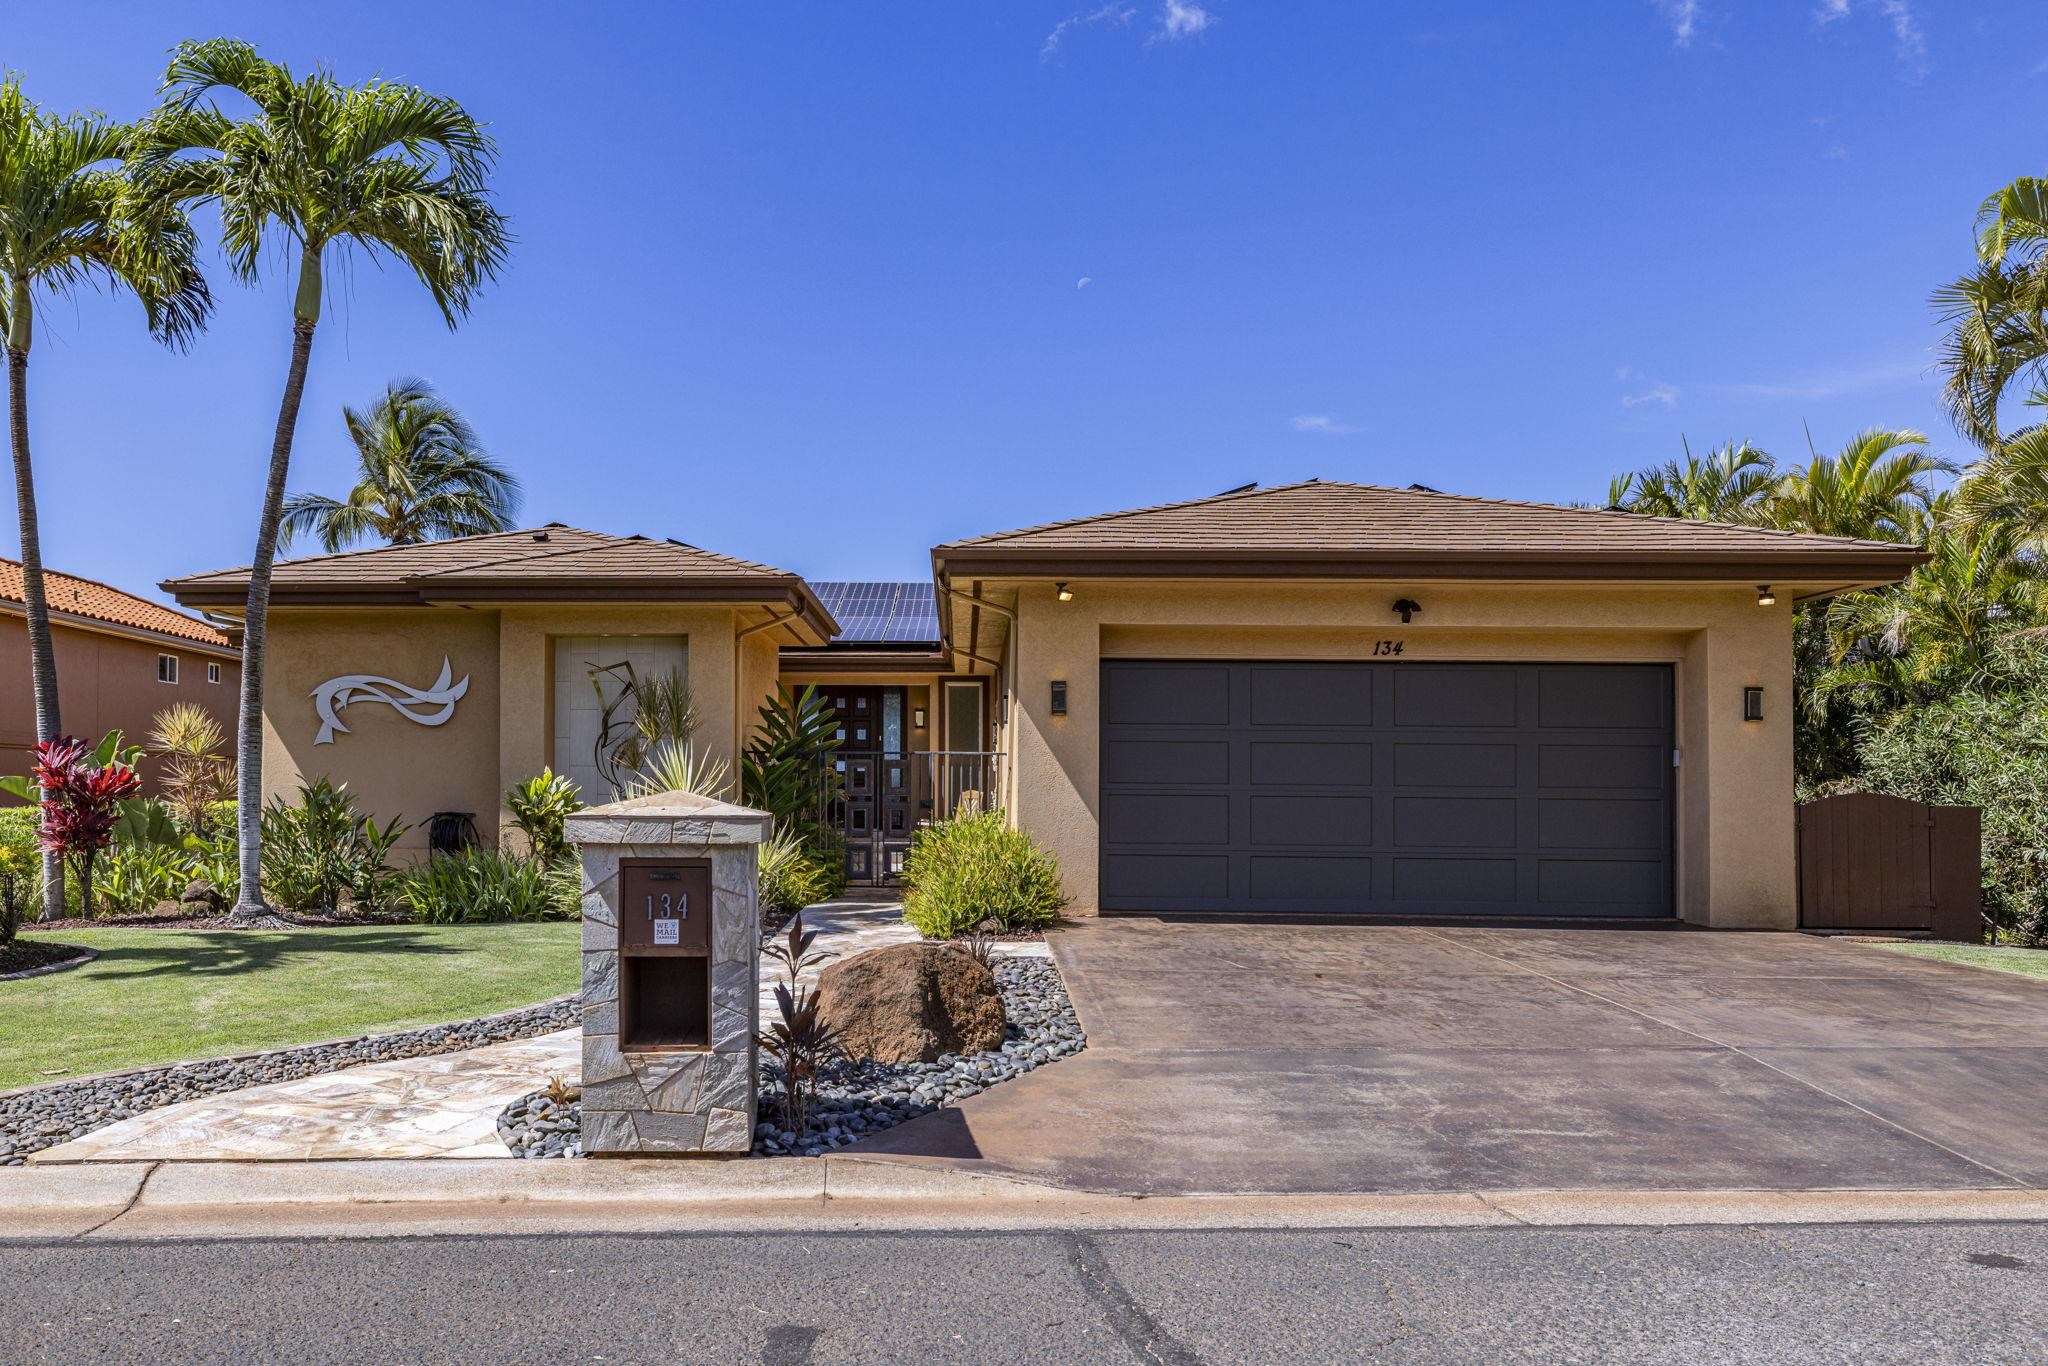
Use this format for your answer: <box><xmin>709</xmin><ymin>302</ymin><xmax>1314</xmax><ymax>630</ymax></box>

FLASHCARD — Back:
<box><xmin>1099</xmin><ymin>661</ymin><xmax>1673</xmax><ymax>918</ymax></box>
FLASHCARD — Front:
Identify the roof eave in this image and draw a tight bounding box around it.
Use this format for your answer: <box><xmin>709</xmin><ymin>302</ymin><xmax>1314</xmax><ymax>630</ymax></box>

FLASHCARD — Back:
<box><xmin>933</xmin><ymin>547</ymin><xmax>1928</xmax><ymax>584</ymax></box>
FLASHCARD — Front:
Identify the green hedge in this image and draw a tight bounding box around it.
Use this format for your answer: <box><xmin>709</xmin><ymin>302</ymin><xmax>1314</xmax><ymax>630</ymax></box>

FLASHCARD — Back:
<box><xmin>1853</xmin><ymin>683</ymin><xmax>2048</xmax><ymax>945</ymax></box>
<box><xmin>900</xmin><ymin>812</ymin><xmax>1066</xmax><ymax>938</ymax></box>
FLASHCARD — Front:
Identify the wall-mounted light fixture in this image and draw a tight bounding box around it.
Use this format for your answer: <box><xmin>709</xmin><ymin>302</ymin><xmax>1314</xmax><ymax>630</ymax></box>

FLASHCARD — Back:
<box><xmin>1743</xmin><ymin>685</ymin><xmax>1764</xmax><ymax>722</ymax></box>
<box><xmin>1757</xmin><ymin>585</ymin><xmax>1776</xmax><ymax>607</ymax></box>
<box><xmin>913</xmin><ymin>708</ymin><xmax>927</xmax><ymax>730</ymax></box>
<box><xmin>1392</xmin><ymin>598</ymin><xmax>1422</xmax><ymax>624</ymax></box>
<box><xmin>1055</xmin><ymin>582</ymin><xmax>1074</xmax><ymax>602</ymax></box>
<box><xmin>1050</xmin><ymin>680</ymin><xmax>1068</xmax><ymax>715</ymax></box>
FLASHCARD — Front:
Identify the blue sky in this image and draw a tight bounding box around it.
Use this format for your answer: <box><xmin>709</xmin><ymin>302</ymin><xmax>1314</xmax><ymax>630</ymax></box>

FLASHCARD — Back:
<box><xmin>6</xmin><ymin>1</ymin><xmax>2048</xmax><ymax>600</ymax></box>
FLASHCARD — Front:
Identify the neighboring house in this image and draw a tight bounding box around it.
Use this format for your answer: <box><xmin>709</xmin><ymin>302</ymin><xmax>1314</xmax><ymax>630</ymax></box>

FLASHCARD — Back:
<box><xmin>2</xmin><ymin>557</ymin><xmax>241</xmax><ymax>794</ymax></box>
<box><xmin>162</xmin><ymin>481</ymin><xmax>1924</xmax><ymax>927</ymax></box>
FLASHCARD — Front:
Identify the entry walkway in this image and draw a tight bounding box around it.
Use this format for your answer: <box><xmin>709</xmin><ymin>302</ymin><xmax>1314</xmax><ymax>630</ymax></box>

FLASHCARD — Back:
<box><xmin>848</xmin><ymin>919</ymin><xmax>2048</xmax><ymax>1195</ymax></box>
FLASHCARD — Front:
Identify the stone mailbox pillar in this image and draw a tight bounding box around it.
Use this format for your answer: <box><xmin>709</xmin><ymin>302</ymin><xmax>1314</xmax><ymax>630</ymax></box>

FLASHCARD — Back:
<box><xmin>564</xmin><ymin>791</ymin><xmax>767</xmax><ymax>1156</ymax></box>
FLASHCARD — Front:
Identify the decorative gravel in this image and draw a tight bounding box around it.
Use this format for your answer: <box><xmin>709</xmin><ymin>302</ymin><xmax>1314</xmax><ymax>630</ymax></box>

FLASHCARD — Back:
<box><xmin>494</xmin><ymin>954</ymin><xmax>1086</xmax><ymax>1159</ymax></box>
<box><xmin>0</xmin><ymin>996</ymin><xmax>580</xmax><ymax>1166</ymax></box>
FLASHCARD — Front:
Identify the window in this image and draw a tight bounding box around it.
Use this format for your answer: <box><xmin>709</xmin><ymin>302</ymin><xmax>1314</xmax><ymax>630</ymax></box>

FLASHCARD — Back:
<box><xmin>157</xmin><ymin>654</ymin><xmax>179</xmax><ymax>684</ymax></box>
<box><xmin>206</xmin><ymin>662</ymin><xmax>221</xmax><ymax>684</ymax></box>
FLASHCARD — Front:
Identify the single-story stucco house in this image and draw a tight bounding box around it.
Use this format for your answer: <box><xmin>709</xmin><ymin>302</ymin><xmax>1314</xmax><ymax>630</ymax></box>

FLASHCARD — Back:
<box><xmin>163</xmin><ymin>480</ymin><xmax>1924</xmax><ymax>928</ymax></box>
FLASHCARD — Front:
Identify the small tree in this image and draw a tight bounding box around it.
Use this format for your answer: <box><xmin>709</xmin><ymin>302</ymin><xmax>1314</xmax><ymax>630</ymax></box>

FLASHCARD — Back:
<box><xmin>149</xmin><ymin>702</ymin><xmax>235</xmax><ymax>834</ymax></box>
<box><xmin>30</xmin><ymin>737</ymin><xmax>141</xmax><ymax>919</ymax></box>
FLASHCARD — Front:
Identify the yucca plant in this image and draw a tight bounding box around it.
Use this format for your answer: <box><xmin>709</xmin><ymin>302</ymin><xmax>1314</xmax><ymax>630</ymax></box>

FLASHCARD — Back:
<box><xmin>627</xmin><ymin>740</ymin><xmax>734</xmax><ymax>802</ymax></box>
<box><xmin>148</xmin><ymin>703</ymin><xmax>235</xmax><ymax>835</ymax></box>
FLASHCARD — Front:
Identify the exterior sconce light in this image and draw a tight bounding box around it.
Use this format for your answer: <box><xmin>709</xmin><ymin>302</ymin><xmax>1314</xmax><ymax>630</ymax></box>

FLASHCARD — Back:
<box><xmin>1056</xmin><ymin>582</ymin><xmax>1074</xmax><ymax>602</ymax></box>
<box><xmin>913</xmin><ymin>708</ymin><xmax>926</xmax><ymax>730</ymax></box>
<box><xmin>1757</xmin><ymin>585</ymin><xmax>1776</xmax><ymax>607</ymax></box>
<box><xmin>1743</xmin><ymin>686</ymin><xmax>1764</xmax><ymax>722</ymax></box>
<box><xmin>1392</xmin><ymin>598</ymin><xmax>1421</xmax><ymax>624</ymax></box>
<box><xmin>1050</xmin><ymin>681</ymin><xmax>1068</xmax><ymax>716</ymax></box>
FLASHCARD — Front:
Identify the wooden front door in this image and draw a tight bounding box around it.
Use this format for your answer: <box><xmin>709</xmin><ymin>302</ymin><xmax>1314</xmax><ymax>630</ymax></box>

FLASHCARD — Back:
<box><xmin>828</xmin><ymin>687</ymin><xmax>913</xmax><ymax>885</ymax></box>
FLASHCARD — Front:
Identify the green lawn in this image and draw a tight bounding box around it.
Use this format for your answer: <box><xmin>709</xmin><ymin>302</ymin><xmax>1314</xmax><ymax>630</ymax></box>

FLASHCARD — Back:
<box><xmin>1</xmin><ymin>923</ymin><xmax>580</xmax><ymax>1091</ymax></box>
<box><xmin>1871</xmin><ymin>941</ymin><xmax>2048</xmax><ymax>981</ymax></box>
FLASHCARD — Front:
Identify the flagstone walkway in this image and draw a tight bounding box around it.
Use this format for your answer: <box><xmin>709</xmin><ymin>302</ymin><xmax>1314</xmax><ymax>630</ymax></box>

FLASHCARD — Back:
<box><xmin>34</xmin><ymin>900</ymin><xmax>1045</xmax><ymax>1163</ymax></box>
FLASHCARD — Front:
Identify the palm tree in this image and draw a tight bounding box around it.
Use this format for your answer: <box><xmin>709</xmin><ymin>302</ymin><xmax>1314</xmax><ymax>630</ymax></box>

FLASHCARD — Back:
<box><xmin>0</xmin><ymin>76</ymin><xmax>211</xmax><ymax>919</ymax></box>
<box><xmin>132</xmin><ymin>40</ymin><xmax>509</xmax><ymax>920</ymax></box>
<box><xmin>1936</xmin><ymin>175</ymin><xmax>2048</xmax><ymax>448</ymax></box>
<box><xmin>1765</xmin><ymin>428</ymin><xmax>1948</xmax><ymax>541</ymax></box>
<box><xmin>1953</xmin><ymin>422</ymin><xmax>2048</xmax><ymax>545</ymax></box>
<box><xmin>281</xmin><ymin>378</ymin><xmax>520</xmax><ymax>551</ymax></box>
<box><xmin>1608</xmin><ymin>439</ymin><xmax>1777</xmax><ymax>522</ymax></box>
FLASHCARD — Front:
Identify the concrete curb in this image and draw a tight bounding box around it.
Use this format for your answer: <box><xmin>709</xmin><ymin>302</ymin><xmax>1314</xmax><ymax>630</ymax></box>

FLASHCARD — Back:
<box><xmin>1</xmin><ymin>1159</ymin><xmax>2042</xmax><ymax>1240</ymax></box>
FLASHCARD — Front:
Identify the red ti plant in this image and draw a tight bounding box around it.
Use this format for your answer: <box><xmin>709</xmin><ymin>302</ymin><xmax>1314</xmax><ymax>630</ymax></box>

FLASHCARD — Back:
<box><xmin>32</xmin><ymin>737</ymin><xmax>142</xmax><ymax>919</ymax></box>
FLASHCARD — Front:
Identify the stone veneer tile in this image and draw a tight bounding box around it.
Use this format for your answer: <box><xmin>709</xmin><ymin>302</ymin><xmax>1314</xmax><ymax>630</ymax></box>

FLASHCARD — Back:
<box><xmin>638</xmin><ymin>1052</ymin><xmax>708</xmax><ymax>1113</ymax></box>
<box><xmin>634</xmin><ymin>1110</ymin><xmax>709</xmax><ymax>1151</ymax></box>
<box><xmin>703</xmin><ymin>1107</ymin><xmax>751</xmax><ymax>1152</ymax></box>
<box><xmin>580</xmin><ymin>1076</ymin><xmax>646</xmax><ymax>1111</ymax></box>
<box><xmin>583</xmin><ymin>998</ymin><xmax>618</xmax><ymax>1036</ymax></box>
<box><xmin>582</xmin><ymin>950</ymin><xmax>619</xmax><ymax>1005</ymax></box>
<box><xmin>698</xmin><ymin>1058</ymin><xmax>752</xmax><ymax>1114</ymax></box>
<box><xmin>583</xmin><ymin>1032</ymin><xmax>632</xmax><ymax>1086</ymax></box>
<box><xmin>581</xmin><ymin>1109</ymin><xmax>636</xmax><ymax>1154</ymax></box>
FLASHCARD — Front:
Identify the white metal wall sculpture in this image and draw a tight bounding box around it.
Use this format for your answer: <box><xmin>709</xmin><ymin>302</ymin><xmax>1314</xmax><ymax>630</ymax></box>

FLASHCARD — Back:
<box><xmin>311</xmin><ymin>658</ymin><xmax>470</xmax><ymax>745</ymax></box>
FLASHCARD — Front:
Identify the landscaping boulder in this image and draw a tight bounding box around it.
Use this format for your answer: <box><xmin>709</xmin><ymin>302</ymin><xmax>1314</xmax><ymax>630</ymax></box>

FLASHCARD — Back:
<box><xmin>181</xmin><ymin>880</ymin><xmax>223</xmax><ymax>912</ymax></box>
<box><xmin>817</xmin><ymin>943</ymin><xmax>1006</xmax><ymax>1064</ymax></box>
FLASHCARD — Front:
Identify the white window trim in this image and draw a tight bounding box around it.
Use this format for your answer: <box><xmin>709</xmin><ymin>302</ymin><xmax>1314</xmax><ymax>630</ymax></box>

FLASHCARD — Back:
<box><xmin>206</xmin><ymin>661</ymin><xmax>221</xmax><ymax>684</ymax></box>
<box><xmin>157</xmin><ymin>654</ymin><xmax>180</xmax><ymax>684</ymax></box>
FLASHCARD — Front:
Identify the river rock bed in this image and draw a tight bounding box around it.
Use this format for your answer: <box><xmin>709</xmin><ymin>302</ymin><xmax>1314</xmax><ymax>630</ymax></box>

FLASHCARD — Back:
<box><xmin>0</xmin><ymin>996</ymin><xmax>581</xmax><ymax>1166</ymax></box>
<box><xmin>494</xmin><ymin>954</ymin><xmax>1085</xmax><ymax>1159</ymax></box>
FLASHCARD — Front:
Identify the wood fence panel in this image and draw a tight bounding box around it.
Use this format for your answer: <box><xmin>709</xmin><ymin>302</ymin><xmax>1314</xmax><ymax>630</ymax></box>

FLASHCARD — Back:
<box><xmin>1796</xmin><ymin>793</ymin><xmax>1981</xmax><ymax>940</ymax></box>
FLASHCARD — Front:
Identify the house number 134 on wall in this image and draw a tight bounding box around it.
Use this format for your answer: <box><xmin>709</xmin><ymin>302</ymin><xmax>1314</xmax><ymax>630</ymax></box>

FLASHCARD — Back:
<box><xmin>1372</xmin><ymin>640</ymin><xmax>1406</xmax><ymax>656</ymax></box>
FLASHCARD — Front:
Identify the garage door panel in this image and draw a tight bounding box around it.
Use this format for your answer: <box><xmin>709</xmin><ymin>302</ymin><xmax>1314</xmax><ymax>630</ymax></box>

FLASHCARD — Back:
<box><xmin>1103</xmin><ymin>793</ymin><xmax>1229</xmax><ymax>846</ymax></box>
<box><xmin>1250</xmin><ymin>795</ymin><xmax>1371</xmax><ymax>846</ymax></box>
<box><xmin>1394</xmin><ymin>796</ymin><xmax>1518</xmax><ymax>849</ymax></box>
<box><xmin>1103</xmin><ymin>853</ymin><xmax>1230</xmax><ymax>901</ymax></box>
<box><xmin>1538</xmin><ymin>858</ymin><xmax>1667</xmax><ymax>907</ymax></box>
<box><xmin>1537</xmin><ymin>666</ymin><xmax>1669</xmax><ymax>730</ymax></box>
<box><xmin>1104</xmin><ymin>664</ymin><xmax>1230</xmax><ymax>726</ymax></box>
<box><xmin>1393</xmin><ymin>742</ymin><xmax>1517</xmax><ymax>788</ymax></box>
<box><xmin>1249</xmin><ymin>665</ymin><xmax>1374</xmax><ymax>727</ymax></box>
<box><xmin>1392</xmin><ymin>668</ymin><xmax>1519</xmax><ymax>728</ymax></box>
<box><xmin>1249</xmin><ymin>741</ymin><xmax>1374</xmax><ymax>786</ymax></box>
<box><xmin>1537</xmin><ymin>743</ymin><xmax>1665</xmax><ymax>791</ymax></box>
<box><xmin>1100</xmin><ymin>660</ymin><xmax>1671</xmax><ymax>919</ymax></box>
<box><xmin>1393</xmin><ymin>857</ymin><xmax>1519</xmax><ymax>903</ymax></box>
<box><xmin>1250</xmin><ymin>855</ymin><xmax>1374</xmax><ymax>900</ymax></box>
<box><xmin>1104</xmin><ymin>739</ymin><xmax>1230</xmax><ymax>785</ymax></box>
<box><xmin>1538</xmin><ymin>798</ymin><xmax>1665</xmax><ymax>851</ymax></box>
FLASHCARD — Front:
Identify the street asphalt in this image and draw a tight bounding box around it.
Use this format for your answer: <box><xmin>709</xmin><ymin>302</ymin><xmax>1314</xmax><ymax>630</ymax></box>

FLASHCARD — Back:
<box><xmin>0</xmin><ymin>1220</ymin><xmax>2042</xmax><ymax>1363</ymax></box>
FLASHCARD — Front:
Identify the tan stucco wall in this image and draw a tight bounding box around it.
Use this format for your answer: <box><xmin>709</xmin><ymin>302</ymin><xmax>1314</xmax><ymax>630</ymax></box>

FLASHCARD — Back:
<box><xmin>261</xmin><ymin>604</ymin><xmax>769</xmax><ymax>854</ymax></box>
<box><xmin>991</xmin><ymin>579</ymin><xmax>1798</xmax><ymax>929</ymax></box>
<box><xmin>261</xmin><ymin>608</ymin><xmax>502</xmax><ymax>854</ymax></box>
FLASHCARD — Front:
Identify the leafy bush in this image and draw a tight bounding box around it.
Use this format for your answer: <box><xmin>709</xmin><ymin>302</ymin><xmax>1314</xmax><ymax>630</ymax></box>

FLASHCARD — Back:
<box><xmin>1852</xmin><ymin>681</ymin><xmax>2048</xmax><ymax>944</ymax></box>
<box><xmin>98</xmin><ymin>842</ymin><xmax>197</xmax><ymax>914</ymax></box>
<box><xmin>757</xmin><ymin>827</ymin><xmax>835</xmax><ymax>916</ymax></box>
<box><xmin>900</xmin><ymin>811</ymin><xmax>1066</xmax><ymax>938</ymax></box>
<box><xmin>260</xmin><ymin>778</ymin><xmax>407</xmax><ymax>914</ymax></box>
<box><xmin>742</xmin><ymin>684</ymin><xmax>841</xmax><ymax>839</ymax></box>
<box><xmin>392</xmin><ymin>848</ymin><xmax>578</xmax><ymax>924</ymax></box>
<box><xmin>0</xmin><ymin>808</ymin><xmax>34</xmax><ymax>867</ymax></box>
<box><xmin>0</xmin><ymin>857</ymin><xmax>23</xmax><ymax>945</ymax></box>
<box><xmin>506</xmin><ymin>769</ymin><xmax>582</xmax><ymax>862</ymax></box>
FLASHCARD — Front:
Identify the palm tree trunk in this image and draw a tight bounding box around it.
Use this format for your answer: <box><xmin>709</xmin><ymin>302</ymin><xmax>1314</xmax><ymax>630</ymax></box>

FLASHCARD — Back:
<box><xmin>6</xmin><ymin>311</ymin><xmax>65</xmax><ymax>923</ymax></box>
<box><xmin>228</xmin><ymin>314</ymin><xmax>317</xmax><ymax>922</ymax></box>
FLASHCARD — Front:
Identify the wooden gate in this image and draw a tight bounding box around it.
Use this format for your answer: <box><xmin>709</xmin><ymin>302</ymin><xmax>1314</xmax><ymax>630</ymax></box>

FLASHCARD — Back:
<box><xmin>1796</xmin><ymin>793</ymin><xmax>1982</xmax><ymax>940</ymax></box>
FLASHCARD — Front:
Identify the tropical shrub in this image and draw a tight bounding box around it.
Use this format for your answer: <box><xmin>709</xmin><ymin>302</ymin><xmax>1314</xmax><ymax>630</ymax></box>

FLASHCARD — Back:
<box><xmin>755</xmin><ymin>914</ymin><xmax>842</xmax><ymax>1136</ymax></box>
<box><xmin>757</xmin><ymin>827</ymin><xmax>835</xmax><ymax>916</ymax></box>
<box><xmin>0</xmin><ymin>808</ymin><xmax>35</xmax><ymax>867</ymax></box>
<box><xmin>0</xmin><ymin>854</ymin><xmax>24</xmax><ymax>946</ymax></box>
<box><xmin>391</xmin><ymin>848</ymin><xmax>578</xmax><ymax>924</ymax></box>
<box><xmin>742</xmin><ymin>685</ymin><xmax>841</xmax><ymax>840</ymax></box>
<box><xmin>27</xmin><ymin>737</ymin><xmax>143</xmax><ymax>920</ymax></box>
<box><xmin>188</xmin><ymin>829</ymin><xmax>240</xmax><ymax>907</ymax></box>
<box><xmin>259</xmin><ymin>778</ymin><xmax>407</xmax><ymax>914</ymax></box>
<box><xmin>97</xmin><ymin>841</ymin><xmax>198</xmax><ymax>914</ymax></box>
<box><xmin>149</xmin><ymin>703</ymin><xmax>236</xmax><ymax>835</ymax></box>
<box><xmin>627</xmin><ymin>741</ymin><xmax>733</xmax><ymax>801</ymax></box>
<box><xmin>506</xmin><ymin>769</ymin><xmax>582</xmax><ymax>862</ymax></box>
<box><xmin>1851</xmin><ymin>673</ymin><xmax>2048</xmax><ymax>945</ymax></box>
<box><xmin>900</xmin><ymin>812</ymin><xmax>1066</xmax><ymax>938</ymax></box>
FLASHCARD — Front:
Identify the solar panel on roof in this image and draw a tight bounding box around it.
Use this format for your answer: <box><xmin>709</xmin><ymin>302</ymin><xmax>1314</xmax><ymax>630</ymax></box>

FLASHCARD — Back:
<box><xmin>811</xmin><ymin>580</ymin><xmax>940</xmax><ymax>644</ymax></box>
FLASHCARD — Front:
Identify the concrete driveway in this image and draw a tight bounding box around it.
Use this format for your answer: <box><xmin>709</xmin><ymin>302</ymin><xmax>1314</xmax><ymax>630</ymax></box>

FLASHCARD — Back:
<box><xmin>847</xmin><ymin>920</ymin><xmax>2048</xmax><ymax>1195</ymax></box>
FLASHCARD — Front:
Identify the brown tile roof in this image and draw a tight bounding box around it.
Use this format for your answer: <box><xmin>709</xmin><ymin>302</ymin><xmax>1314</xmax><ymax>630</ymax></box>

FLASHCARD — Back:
<box><xmin>0</xmin><ymin>557</ymin><xmax>234</xmax><ymax>651</ymax></box>
<box><xmin>936</xmin><ymin>481</ymin><xmax>1927</xmax><ymax>582</ymax></box>
<box><xmin>161</xmin><ymin>526</ymin><xmax>837</xmax><ymax>639</ymax></box>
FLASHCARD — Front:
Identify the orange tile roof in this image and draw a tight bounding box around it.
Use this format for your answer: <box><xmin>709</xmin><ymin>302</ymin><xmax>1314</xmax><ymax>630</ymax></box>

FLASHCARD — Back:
<box><xmin>0</xmin><ymin>557</ymin><xmax>233</xmax><ymax>650</ymax></box>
